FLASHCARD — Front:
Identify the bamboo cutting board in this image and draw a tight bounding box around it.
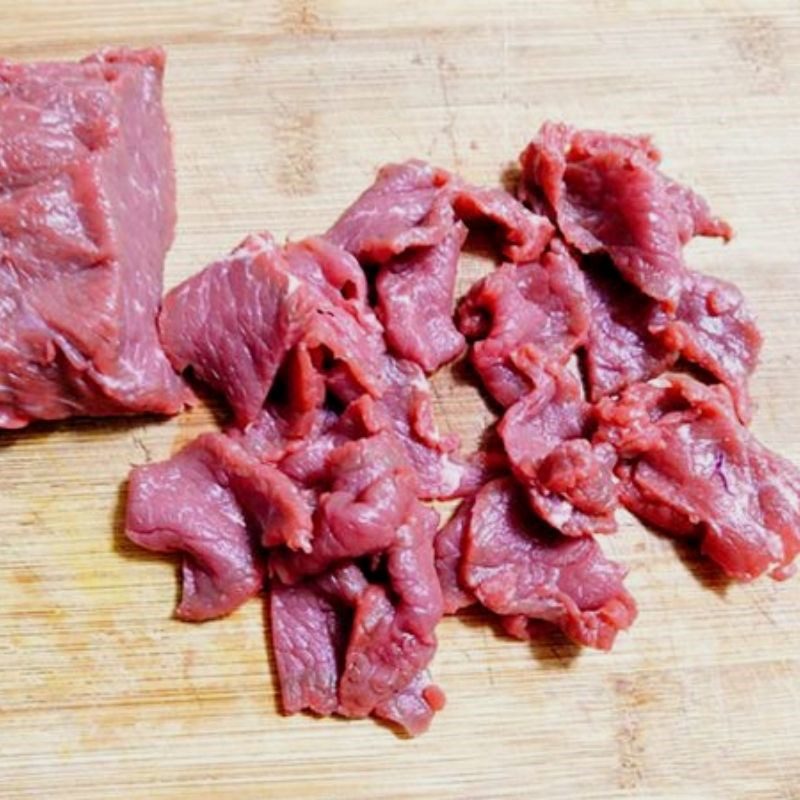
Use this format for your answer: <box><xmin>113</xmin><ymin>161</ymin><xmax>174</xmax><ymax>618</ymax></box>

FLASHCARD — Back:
<box><xmin>2</xmin><ymin>2</ymin><xmax>800</xmax><ymax>798</ymax></box>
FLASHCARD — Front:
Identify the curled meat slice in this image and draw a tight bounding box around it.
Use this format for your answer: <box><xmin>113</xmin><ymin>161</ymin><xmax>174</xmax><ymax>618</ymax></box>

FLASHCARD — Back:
<box><xmin>650</xmin><ymin>271</ymin><xmax>762</xmax><ymax>423</ymax></box>
<box><xmin>270</xmin><ymin>431</ymin><xmax>417</xmax><ymax>582</ymax></box>
<box><xmin>126</xmin><ymin>432</ymin><xmax>318</xmax><ymax>621</ymax></box>
<box><xmin>376</xmin><ymin>222</ymin><xmax>468</xmax><ymax>372</ymax></box>
<box><xmin>159</xmin><ymin>233</ymin><xmax>311</xmax><ymax>426</ymax></box>
<box><xmin>595</xmin><ymin>377</ymin><xmax>800</xmax><ymax>580</ymax></box>
<box><xmin>338</xmin><ymin>503</ymin><xmax>444</xmax><ymax>718</ymax></box>
<box><xmin>520</xmin><ymin>122</ymin><xmax>731</xmax><ymax>308</ymax></box>
<box><xmin>434</xmin><ymin>498</ymin><xmax>477</xmax><ymax>614</ymax></box>
<box><xmin>499</xmin><ymin>367</ymin><xmax>618</xmax><ymax>536</ymax></box>
<box><xmin>456</xmin><ymin>240</ymin><xmax>591</xmax><ymax>408</ymax></box>
<box><xmin>462</xmin><ymin>478</ymin><xmax>636</xmax><ymax>650</ymax></box>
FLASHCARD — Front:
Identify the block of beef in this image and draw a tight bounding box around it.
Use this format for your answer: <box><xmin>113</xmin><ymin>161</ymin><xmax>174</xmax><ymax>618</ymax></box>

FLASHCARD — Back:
<box><xmin>0</xmin><ymin>47</ymin><xmax>188</xmax><ymax>427</ymax></box>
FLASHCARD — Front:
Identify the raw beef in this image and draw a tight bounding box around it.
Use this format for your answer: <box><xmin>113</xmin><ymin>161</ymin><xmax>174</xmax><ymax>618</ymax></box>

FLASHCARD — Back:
<box><xmin>451</xmin><ymin>184</ymin><xmax>554</xmax><ymax>264</ymax></box>
<box><xmin>126</xmin><ymin>434</ymin><xmax>272</xmax><ymax>621</ymax></box>
<box><xmin>581</xmin><ymin>257</ymin><xmax>677</xmax><ymax>401</ymax></box>
<box><xmin>649</xmin><ymin>271</ymin><xmax>762</xmax><ymax>422</ymax></box>
<box><xmin>124</xmin><ymin>120</ymin><xmax>794</xmax><ymax>738</ymax></box>
<box><xmin>594</xmin><ymin>377</ymin><xmax>800</xmax><ymax>580</ymax></box>
<box><xmin>326</xmin><ymin>160</ymin><xmax>455</xmax><ymax>263</ymax></box>
<box><xmin>328</xmin><ymin>161</ymin><xmax>553</xmax><ymax>375</ymax></box>
<box><xmin>456</xmin><ymin>239</ymin><xmax>591</xmax><ymax>407</ymax></box>
<box><xmin>159</xmin><ymin>233</ymin><xmax>311</xmax><ymax>426</ymax></box>
<box><xmin>0</xmin><ymin>47</ymin><xmax>189</xmax><ymax>427</ymax></box>
<box><xmin>434</xmin><ymin>498</ymin><xmax>477</xmax><ymax>614</ymax></box>
<box><xmin>499</xmin><ymin>366</ymin><xmax>618</xmax><ymax>536</ymax></box>
<box><xmin>519</xmin><ymin>121</ymin><xmax>731</xmax><ymax>308</ymax></box>
<box><xmin>338</xmin><ymin>502</ymin><xmax>443</xmax><ymax>718</ymax></box>
<box><xmin>375</xmin><ymin>222</ymin><xmax>468</xmax><ymax>372</ymax></box>
<box><xmin>461</xmin><ymin>478</ymin><xmax>636</xmax><ymax>650</ymax></box>
<box><xmin>270</xmin><ymin>431</ymin><xmax>417</xmax><ymax>583</ymax></box>
<box><xmin>160</xmin><ymin>232</ymin><xmax>386</xmax><ymax>426</ymax></box>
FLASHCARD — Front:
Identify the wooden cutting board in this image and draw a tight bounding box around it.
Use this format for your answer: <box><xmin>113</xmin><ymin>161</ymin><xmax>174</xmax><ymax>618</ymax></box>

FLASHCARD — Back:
<box><xmin>2</xmin><ymin>2</ymin><xmax>800</xmax><ymax>797</ymax></box>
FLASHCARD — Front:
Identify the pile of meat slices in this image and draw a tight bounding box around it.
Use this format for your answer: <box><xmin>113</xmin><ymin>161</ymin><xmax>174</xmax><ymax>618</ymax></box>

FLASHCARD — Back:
<box><xmin>126</xmin><ymin>122</ymin><xmax>800</xmax><ymax>736</ymax></box>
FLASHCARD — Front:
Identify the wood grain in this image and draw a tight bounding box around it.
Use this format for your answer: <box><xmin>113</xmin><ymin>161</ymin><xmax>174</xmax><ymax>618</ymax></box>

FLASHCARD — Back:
<box><xmin>2</xmin><ymin>2</ymin><xmax>800</xmax><ymax>798</ymax></box>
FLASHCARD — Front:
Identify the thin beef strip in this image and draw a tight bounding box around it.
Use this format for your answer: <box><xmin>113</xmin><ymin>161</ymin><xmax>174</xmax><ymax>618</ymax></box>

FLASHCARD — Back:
<box><xmin>649</xmin><ymin>271</ymin><xmax>762</xmax><ymax>422</ymax></box>
<box><xmin>519</xmin><ymin>121</ymin><xmax>731</xmax><ymax>308</ymax></box>
<box><xmin>498</xmin><ymin>365</ymin><xmax>618</xmax><ymax>537</ymax></box>
<box><xmin>159</xmin><ymin>233</ymin><xmax>311</xmax><ymax>426</ymax></box>
<box><xmin>461</xmin><ymin>478</ymin><xmax>636</xmax><ymax>650</ymax></box>
<box><xmin>594</xmin><ymin>376</ymin><xmax>800</xmax><ymax>580</ymax></box>
<box><xmin>456</xmin><ymin>239</ymin><xmax>591</xmax><ymax>408</ymax></box>
<box><xmin>581</xmin><ymin>257</ymin><xmax>678</xmax><ymax>401</ymax></box>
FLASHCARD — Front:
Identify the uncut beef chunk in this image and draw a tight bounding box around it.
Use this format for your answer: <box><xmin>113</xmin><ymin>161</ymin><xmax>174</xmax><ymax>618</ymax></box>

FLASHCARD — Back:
<box><xmin>456</xmin><ymin>240</ymin><xmax>591</xmax><ymax>408</ymax></box>
<box><xmin>0</xmin><ymin>47</ymin><xmax>189</xmax><ymax>428</ymax></box>
<box><xmin>519</xmin><ymin>122</ymin><xmax>731</xmax><ymax>308</ymax></box>
<box><xmin>499</xmin><ymin>366</ymin><xmax>618</xmax><ymax>536</ymax></box>
<box><xmin>594</xmin><ymin>377</ymin><xmax>800</xmax><ymax>581</ymax></box>
<box><xmin>649</xmin><ymin>271</ymin><xmax>762</xmax><ymax>423</ymax></box>
<box><xmin>461</xmin><ymin>478</ymin><xmax>636</xmax><ymax>650</ymax></box>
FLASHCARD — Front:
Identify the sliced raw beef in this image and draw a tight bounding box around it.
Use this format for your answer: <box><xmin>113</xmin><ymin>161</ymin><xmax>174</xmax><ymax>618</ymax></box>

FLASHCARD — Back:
<box><xmin>326</xmin><ymin>160</ymin><xmax>455</xmax><ymax>262</ymax></box>
<box><xmin>123</xmin><ymin>119</ymin><xmax>792</xmax><ymax>737</ymax></box>
<box><xmin>270</xmin><ymin>431</ymin><xmax>417</xmax><ymax>582</ymax></box>
<box><xmin>581</xmin><ymin>258</ymin><xmax>677</xmax><ymax>401</ymax></box>
<box><xmin>376</xmin><ymin>222</ymin><xmax>468</xmax><ymax>372</ymax></box>
<box><xmin>0</xmin><ymin>47</ymin><xmax>189</xmax><ymax>427</ymax></box>
<box><xmin>373</xmin><ymin>671</ymin><xmax>446</xmax><ymax>737</ymax></box>
<box><xmin>283</xmin><ymin>237</ymin><xmax>388</xmax><ymax>403</ymax></box>
<box><xmin>271</xmin><ymin>549</ymin><xmax>445</xmax><ymax>736</ymax></box>
<box><xmin>338</xmin><ymin>502</ymin><xmax>443</xmax><ymax>718</ymax></box>
<box><xmin>595</xmin><ymin>377</ymin><xmax>800</xmax><ymax>580</ymax></box>
<box><xmin>434</xmin><ymin>498</ymin><xmax>477</xmax><ymax>614</ymax></box>
<box><xmin>328</xmin><ymin>163</ymin><xmax>554</xmax><ymax>375</ymax></box>
<box><xmin>378</xmin><ymin>356</ymin><xmax>476</xmax><ymax>500</ymax></box>
<box><xmin>160</xmin><ymin>231</ymin><xmax>386</xmax><ymax>425</ymax></box>
<box><xmin>159</xmin><ymin>233</ymin><xmax>311</xmax><ymax>426</ymax></box>
<box><xmin>456</xmin><ymin>240</ymin><xmax>591</xmax><ymax>407</ymax></box>
<box><xmin>125</xmin><ymin>433</ymin><xmax>287</xmax><ymax>621</ymax></box>
<box><xmin>650</xmin><ymin>271</ymin><xmax>762</xmax><ymax>422</ymax></box>
<box><xmin>462</xmin><ymin>478</ymin><xmax>636</xmax><ymax>650</ymax></box>
<box><xmin>519</xmin><ymin>121</ymin><xmax>731</xmax><ymax>307</ymax></box>
<box><xmin>270</xmin><ymin>576</ymin><xmax>347</xmax><ymax>716</ymax></box>
<box><xmin>499</xmin><ymin>366</ymin><xmax>618</xmax><ymax>536</ymax></box>
<box><xmin>452</xmin><ymin>184</ymin><xmax>554</xmax><ymax>263</ymax></box>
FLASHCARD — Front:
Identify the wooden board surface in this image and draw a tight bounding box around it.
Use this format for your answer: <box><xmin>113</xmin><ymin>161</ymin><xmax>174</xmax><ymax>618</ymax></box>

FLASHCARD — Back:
<box><xmin>2</xmin><ymin>2</ymin><xmax>800</xmax><ymax>797</ymax></box>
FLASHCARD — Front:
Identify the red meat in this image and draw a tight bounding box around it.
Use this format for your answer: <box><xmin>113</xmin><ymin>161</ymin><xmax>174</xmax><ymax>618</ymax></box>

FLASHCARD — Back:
<box><xmin>461</xmin><ymin>478</ymin><xmax>636</xmax><ymax>650</ymax></box>
<box><xmin>595</xmin><ymin>377</ymin><xmax>800</xmax><ymax>580</ymax></box>
<box><xmin>520</xmin><ymin>121</ymin><xmax>731</xmax><ymax>308</ymax></box>
<box><xmin>499</xmin><ymin>367</ymin><xmax>618</xmax><ymax>536</ymax></box>
<box><xmin>0</xmin><ymin>47</ymin><xmax>188</xmax><ymax>427</ymax></box>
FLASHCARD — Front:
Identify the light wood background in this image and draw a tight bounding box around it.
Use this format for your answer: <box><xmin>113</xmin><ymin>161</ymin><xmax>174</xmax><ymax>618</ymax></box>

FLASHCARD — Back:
<box><xmin>2</xmin><ymin>2</ymin><xmax>800</xmax><ymax>798</ymax></box>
